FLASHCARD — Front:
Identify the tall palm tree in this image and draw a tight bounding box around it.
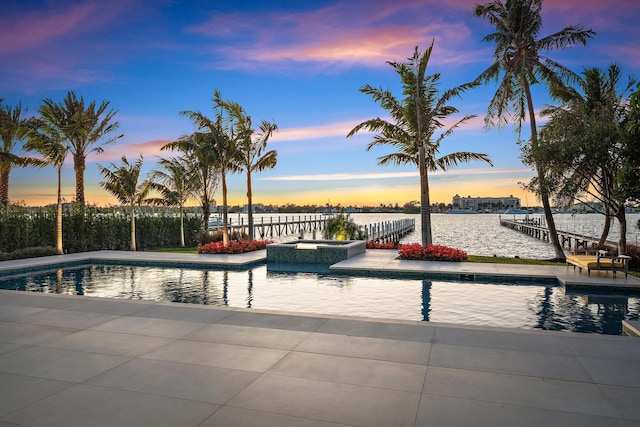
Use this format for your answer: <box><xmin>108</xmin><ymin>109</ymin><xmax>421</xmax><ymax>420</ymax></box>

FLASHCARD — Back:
<box><xmin>162</xmin><ymin>133</ymin><xmax>219</xmax><ymax>232</ymax></box>
<box><xmin>474</xmin><ymin>0</ymin><xmax>595</xmax><ymax>261</ymax></box>
<box><xmin>221</xmin><ymin>101</ymin><xmax>278</xmax><ymax>241</ymax></box>
<box><xmin>42</xmin><ymin>91</ymin><xmax>122</xmax><ymax>204</ymax></box>
<box><xmin>24</xmin><ymin>104</ymin><xmax>69</xmax><ymax>254</ymax></box>
<box><xmin>98</xmin><ymin>155</ymin><xmax>151</xmax><ymax>251</ymax></box>
<box><xmin>148</xmin><ymin>156</ymin><xmax>198</xmax><ymax>247</ymax></box>
<box><xmin>348</xmin><ymin>42</ymin><xmax>491</xmax><ymax>246</ymax></box>
<box><xmin>178</xmin><ymin>90</ymin><xmax>241</xmax><ymax>246</ymax></box>
<box><xmin>0</xmin><ymin>101</ymin><xmax>45</xmax><ymax>206</ymax></box>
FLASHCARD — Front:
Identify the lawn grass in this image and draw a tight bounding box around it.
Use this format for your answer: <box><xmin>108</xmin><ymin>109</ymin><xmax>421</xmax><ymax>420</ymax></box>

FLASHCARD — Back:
<box><xmin>151</xmin><ymin>247</ymin><xmax>198</xmax><ymax>254</ymax></box>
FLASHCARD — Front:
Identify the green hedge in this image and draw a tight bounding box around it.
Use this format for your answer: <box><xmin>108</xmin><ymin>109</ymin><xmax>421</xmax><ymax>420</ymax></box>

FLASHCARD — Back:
<box><xmin>0</xmin><ymin>205</ymin><xmax>203</xmax><ymax>253</ymax></box>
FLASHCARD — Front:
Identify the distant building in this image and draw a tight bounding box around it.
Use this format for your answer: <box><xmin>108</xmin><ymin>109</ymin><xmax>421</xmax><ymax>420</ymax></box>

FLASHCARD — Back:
<box><xmin>452</xmin><ymin>194</ymin><xmax>521</xmax><ymax>211</ymax></box>
<box><xmin>243</xmin><ymin>203</ymin><xmax>265</xmax><ymax>213</ymax></box>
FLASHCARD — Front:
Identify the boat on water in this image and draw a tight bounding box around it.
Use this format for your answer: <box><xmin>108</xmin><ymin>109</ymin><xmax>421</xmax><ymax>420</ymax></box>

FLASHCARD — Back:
<box><xmin>503</xmin><ymin>208</ymin><xmax>534</xmax><ymax>215</ymax></box>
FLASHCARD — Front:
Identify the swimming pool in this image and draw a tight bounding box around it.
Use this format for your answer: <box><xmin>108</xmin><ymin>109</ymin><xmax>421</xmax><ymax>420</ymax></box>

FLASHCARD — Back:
<box><xmin>1</xmin><ymin>263</ymin><xmax>638</xmax><ymax>335</ymax></box>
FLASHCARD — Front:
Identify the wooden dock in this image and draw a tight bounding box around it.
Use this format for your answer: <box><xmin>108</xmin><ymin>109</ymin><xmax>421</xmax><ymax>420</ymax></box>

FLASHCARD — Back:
<box><xmin>217</xmin><ymin>215</ymin><xmax>416</xmax><ymax>243</ymax></box>
<box><xmin>499</xmin><ymin>217</ymin><xmax>616</xmax><ymax>252</ymax></box>
<box><xmin>364</xmin><ymin>218</ymin><xmax>416</xmax><ymax>243</ymax></box>
<box><xmin>220</xmin><ymin>214</ymin><xmax>332</xmax><ymax>239</ymax></box>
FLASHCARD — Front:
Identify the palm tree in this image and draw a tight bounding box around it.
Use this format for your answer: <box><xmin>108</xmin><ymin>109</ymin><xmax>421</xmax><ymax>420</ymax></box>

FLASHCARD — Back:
<box><xmin>42</xmin><ymin>91</ymin><xmax>122</xmax><ymax>204</ymax></box>
<box><xmin>474</xmin><ymin>0</ymin><xmax>595</xmax><ymax>261</ymax></box>
<box><xmin>98</xmin><ymin>155</ymin><xmax>151</xmax><ymax>251</ymax></box>
<box><xmin>348</xmin><ymin>42</ymin><xmax>492</xmax><ymax>246</ymax></box>
<box><xmin>162</xmin><ymin>133</ymin><xmax>219</xmax><ymax>232</ymax></box>
<box><xmin>178</xmin><ymin>90</ymin><xmax>241</xmax><ymax>246</ymax></box>
<box><xmin>148</xmin><ymin>156</ymin><xmax>198</xmax><ymax>247</ymax></box>
<box><xmin>221</xmin><ymin>101</ymin><xmax>278</xmax><ymax>241</ymax></box>
<box><xmin>0</xmin><ymin>101</ymin><xmax>46</xmax><ymax>206</ymax></box>
<box><xmin>23</xmin><ymin>104</ymin><xmax>69</xmax><ymax>254</ymax></box>
<box><xmin>324</xmin><ymin>214</ymin><xmax>365</xmax><ymax>240</ymax></box>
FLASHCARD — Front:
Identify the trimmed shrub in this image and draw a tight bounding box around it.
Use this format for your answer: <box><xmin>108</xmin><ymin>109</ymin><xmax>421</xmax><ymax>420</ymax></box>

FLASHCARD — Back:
<box><xmin>366</xmin><ymin>241</ymin><xmax>398</xmax><ymax>249</ymax></box>
<box><xmin>0</xmin><ymin>246</ymin><xmax>59</xmax><ymax>261</ymax></box>
<box><xmin>398</xmin><ymin>243</ymin><xmax>468</xmax><ymax>262</ymax></box>
<box><xmin>198</xmin><ymin>240</ymin><xmax>273</xmax><ymax>254</ymax></box>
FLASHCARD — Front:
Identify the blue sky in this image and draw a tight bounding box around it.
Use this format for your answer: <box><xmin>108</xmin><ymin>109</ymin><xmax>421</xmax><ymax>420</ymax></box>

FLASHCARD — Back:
<box><xmin>2</xmin><ymin>0</ymin><xmax>639</xmax><ymax>207</ymax></box>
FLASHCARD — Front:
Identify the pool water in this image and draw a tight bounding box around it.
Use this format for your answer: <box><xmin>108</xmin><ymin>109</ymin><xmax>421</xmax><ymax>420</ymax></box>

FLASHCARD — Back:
<box><xmin>1</xmin><ymin>263</ymin><xmax>638</xmax><ymax>335</ymax></box>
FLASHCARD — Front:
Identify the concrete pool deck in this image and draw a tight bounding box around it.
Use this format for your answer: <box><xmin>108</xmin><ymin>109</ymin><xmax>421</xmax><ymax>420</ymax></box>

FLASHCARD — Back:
<box><xmin>1</xmin><ymin>250</ymin><xmax>640</xmax><ymax>426</ymax></box>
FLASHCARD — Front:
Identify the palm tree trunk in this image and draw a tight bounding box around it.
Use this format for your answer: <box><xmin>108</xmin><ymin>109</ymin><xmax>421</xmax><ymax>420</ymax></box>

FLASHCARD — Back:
<box><xmin>221</xmin><ymin>171</ymin><xmax>229</xmax><ymax>246</ymax></box>
<box><xmin>247</xmin><ymin>171</ymin><xmax>254</xmax><ymax>241</ymax></box>
<box><xmin>0</xmin><ymin>166</ymin><xmax>10</xmax><ymax>206</ymax></box>
<box><xmin>74</xmin><ymin>154</ymin><xmax>86</xmax><ymax>204</ymax></box>
<box><xmin>179</xmin><ymin>204</ymin><xmax>185</xmax><ymax>247</ymax></box>
<box><xmin>56</xmin><ymin>166</ymin><xmax>63</xmax><ymax>255</ymax></box>
<box><xmin>130</xmin><ymin>203</ymin><xmax>136</xmax><ymax>251</ymax></box>
<box><xmin>524</xmin><ymin>82</ymin><xmax>564</xmax><ymax>261</ymax></box>
<box><xmin>420</xmin><ymin>161</ymin><xmax>432</xmax><ymax>246</ymax></box>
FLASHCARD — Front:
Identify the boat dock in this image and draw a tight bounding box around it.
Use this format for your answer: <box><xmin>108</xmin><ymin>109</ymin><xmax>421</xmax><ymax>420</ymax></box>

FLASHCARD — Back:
<box><xmin>214</xmin><ymin>215</ymin><xmax>416</xmax><ymax>243</ymax></box>
<box><xmin>213</xmin><ymin>214</ymin><xmax>332</xmax><ymax>240</ymax></box>
<box><xmin>499</xmin><ymin>217</ymin><xmax>616</xmax><ymax>251</ymax></box>
<box><xmin>364</xmin><ymin>218</ymin><xmax>415</xmax><ymax>243</ymax></box>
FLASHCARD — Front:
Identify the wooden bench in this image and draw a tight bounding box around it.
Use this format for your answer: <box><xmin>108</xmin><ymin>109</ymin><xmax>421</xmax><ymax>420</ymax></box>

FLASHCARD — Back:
<box><xmin>566</xmin><ymin>250</ymin><xmax>630</xmax><ymax>278</ymax></box>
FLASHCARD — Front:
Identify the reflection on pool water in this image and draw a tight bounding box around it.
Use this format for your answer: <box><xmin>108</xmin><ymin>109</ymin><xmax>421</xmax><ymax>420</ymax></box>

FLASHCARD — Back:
<box><xmin>1</xmin><ymin>263</ymin><xmax>638</xmax><ymax>335</ymax></box>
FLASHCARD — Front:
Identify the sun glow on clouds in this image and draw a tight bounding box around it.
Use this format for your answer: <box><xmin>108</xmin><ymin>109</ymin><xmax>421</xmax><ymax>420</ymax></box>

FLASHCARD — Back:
<box><xmin>190</xmin><ymin>2</ymin><xmax>478</xmax><ymax>69</ymax></box>
<box><xmin>260</xmin><ymin>167</ymin><xmax>531</xmax><ymax>182</ymax></box>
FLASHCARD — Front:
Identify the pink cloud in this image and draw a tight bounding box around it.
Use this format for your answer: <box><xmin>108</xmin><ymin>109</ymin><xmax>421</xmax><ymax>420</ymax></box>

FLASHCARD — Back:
<box><xmin>190</xmin><ymin>1</ymin><xmax>479</xmax><ymax>70</ymax></box>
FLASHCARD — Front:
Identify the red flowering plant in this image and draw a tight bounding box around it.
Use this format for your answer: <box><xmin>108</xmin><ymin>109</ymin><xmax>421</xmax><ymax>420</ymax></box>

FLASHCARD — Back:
<box><xmin>366</xmin><ymin>241</ymin><xmax>399</xmax><ymax>249</ymax></box>
<box><xmin>398</xmin><ymin>243</ymin><xmax>468</xmax><ymax>262</ymax></box>
<box><xmin>198</xmin><ymin>240</ymin><xmax>273</xmax><ymax>254</ymax></box>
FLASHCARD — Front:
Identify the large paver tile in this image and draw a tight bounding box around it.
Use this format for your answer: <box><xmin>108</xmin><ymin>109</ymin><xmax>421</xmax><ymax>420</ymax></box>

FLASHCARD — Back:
<box><xmin>316</xmin><ymin>318</ymin><xmax>434</xmax><ymax>342</ymax></box>
<box><xmin>0</xmin><ymin>304</ymin><xmax>47</xmax><ymax>320</ymax></box>
<box><xmin>296</xmin><ymin>332</ymin><xmax>430</xmax><ymax>364</ymax></box>
<box><xmin>53</xmin><ymin>297</ymin><xmax>152</xmax><ymax>316</ymax></box>
<box><xmin>0</xmin><ymin>321</ymin><xmax>75</xmax><ymax>345</ymax></box>
<box><xmin>132</xmin><ymin>304</ymin><xmax>232</xmax><ymax>323</ymax></box>
<box><xmin>0</xmin><ymin>342</ymin><xmax>23</xmax><ymax>356</ymax></box>
<box><xmin>88</xmin><ymin>358</ymin><xmax>259</xmax><ymax>404</ymax></box>
<box><xmin>564</xmin><ymin>335</ymin><xmax>640</xmax><ymax>362</ymax></box>
<box><xmin>90</xmin><ymin>316</ymin><xmax>205</xmax><ymax>338</ymax></box>
<box><xmin>0</xmin><ymin>346</ymin><xmax>129</xmax><ymax>383</ymax></box>
<box><xmin>2</xmin><ymin>384</ymin><xmax>218</xmax><ymax>427</ymax></box>
<box><xmin>229</xmin><ymin>373</ymin><xmax>420</xmax><ymax>427</ymax></box>
<box><xmin>433</xmin><ymin>325</ymin><xmax>573</xmax><ymax>354</ymax></box>
<box><xmin>416</xmin><ymin>394</ymin><xmax>629</xmax><ymax>427</ymax></box>
<box><xmin>0</xmin><ymin>372</ymin><xmax>71</xmax><ymax>418</ymax></box>
<box><xmin>41</xmin><ymin>330</ymin><xmax>173</xmax><ymax>357</ymax></box>
<box><xmin>15</xmin><ymin>308</ymin><xmax>118</xmax><ymax>329</ymax></box>
<box><xmin>141</xmin><ymin>339</ymin><xmax>288</xmax><ymax>372</ymax></box>
<box><xmin>429</xmin><ymin>343</ymin><xmax>592</xmax><ymax>381</ymax></box>
<box><xmin>601</xmin><ymin>385</ymin><xmax>640</xmax><ymax>421</ymax></box>
<box><xmin>269</xmin><ymin>352</ymin><xmax>426</xmax><ymax>392</ymax></box>
<box><xmin>187</xmin><ymin>323</ymin><xmax>310</xmax><ymax>350</ymax></box>
<box><xmin>578</xmin><ymin>356</ymin><xmax>640</xmax><ymax>387</ymax></box>
<box><xmin>218</xmin><ymin>311</ymin><xmax>326</xmax><ymax>332</ymax></box>
<box><xmin>200</xmin><ymin>406</ymin><xmax>352</xmax><ymax>427</ymax></box>
<box><xmin>423</xmin><ymin>366</ymin><xmax>619</xmax><ymax>418</ymax></box>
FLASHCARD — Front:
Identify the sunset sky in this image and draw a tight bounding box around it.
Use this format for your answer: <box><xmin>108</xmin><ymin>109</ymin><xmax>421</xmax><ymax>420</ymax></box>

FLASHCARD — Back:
<box><xmin>2</xmin><ymin>0</ymin><xmax>639</xmax><ymax>208</ymax></box>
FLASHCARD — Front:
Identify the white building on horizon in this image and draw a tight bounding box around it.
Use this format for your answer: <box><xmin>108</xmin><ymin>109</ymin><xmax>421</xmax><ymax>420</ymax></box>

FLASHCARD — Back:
<box><xmin>452</xmin><ymin>194</ymin><xmax>521</xmax><ymax>211</ymax></box>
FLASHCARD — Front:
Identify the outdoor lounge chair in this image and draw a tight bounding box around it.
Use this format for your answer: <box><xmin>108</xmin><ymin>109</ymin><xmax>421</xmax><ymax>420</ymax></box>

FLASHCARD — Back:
<box><xmin>566</xmin><ymin>250</ymin><xmax>630</xmax><ymax>278</ymax></box>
